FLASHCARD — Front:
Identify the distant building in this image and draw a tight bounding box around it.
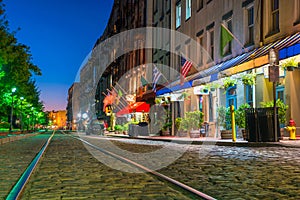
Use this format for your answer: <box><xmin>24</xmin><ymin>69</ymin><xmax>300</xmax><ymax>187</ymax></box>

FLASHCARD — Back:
<box><xmin>66</xmin><ymin>83</ymin><xmax>79</xmax><ymax>130</ymax></box>
<box><xmin>48</xmin><ymin>110</ymin><xmax>67</xmax><ymax>130</ymax></box>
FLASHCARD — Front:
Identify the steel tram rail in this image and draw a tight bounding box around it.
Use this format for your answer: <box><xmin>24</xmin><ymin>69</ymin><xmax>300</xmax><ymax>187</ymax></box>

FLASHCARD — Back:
<box><xmin>71</xmin><ymin>133</ymin><xmax>216</xmax><ymax>200</ymax></box>
<box><xmin>6</xmin><ymin>131</ymin><xmax>55</xmax><ymax>200</ymax></box>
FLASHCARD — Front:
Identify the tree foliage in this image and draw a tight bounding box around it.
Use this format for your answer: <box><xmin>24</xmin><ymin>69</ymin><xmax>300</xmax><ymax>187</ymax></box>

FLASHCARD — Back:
<box><xmin>0</xmin><ymin>1</ymin><xmax>46</xmax><ymax>129</ymax></box>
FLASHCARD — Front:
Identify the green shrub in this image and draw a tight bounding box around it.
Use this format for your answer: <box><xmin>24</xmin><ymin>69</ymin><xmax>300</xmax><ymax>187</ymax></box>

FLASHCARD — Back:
<box><xmin>0</xmin><ymin>122</ymin><xmax>10</xmax><ymax>129</ymax></box>
<box><xmin>114</xmin><ymin>124</ymin><xmax>123</xmax><ymax>131</ymax></box>
<box><xmin>185</xmin><ymin>111</ymin><xmax>204</xmax><ymax>130</ymax></box>
<box><xmin>260</xmin><ymin>99</ymin><xmax>288</xmax><ymax>125</ymax></box>
<box><xmin>235</xmin><ymin>103</ymin><xmax>251</xmax><ymax>128</ymax></box>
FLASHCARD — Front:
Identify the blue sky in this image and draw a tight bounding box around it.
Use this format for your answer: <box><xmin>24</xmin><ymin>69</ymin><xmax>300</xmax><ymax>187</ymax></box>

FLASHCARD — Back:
<box><xmin>5</xmin><ymin>0</ymin><xmax>114</xmax><ymax>111</ymax></box>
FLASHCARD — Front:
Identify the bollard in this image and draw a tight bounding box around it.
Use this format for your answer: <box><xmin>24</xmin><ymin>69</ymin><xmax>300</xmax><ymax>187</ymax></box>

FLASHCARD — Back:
<box><xmin>230</xmin><ymin>105</ymin><xmax>236</xmax><ymax>142</ymax></box>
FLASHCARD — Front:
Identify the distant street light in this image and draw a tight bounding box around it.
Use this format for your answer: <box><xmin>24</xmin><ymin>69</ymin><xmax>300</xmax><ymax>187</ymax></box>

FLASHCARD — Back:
<box><xmin>9</xmin><ymin>87</ymin><xmax>17</xmax><ymax>133</ymax></box>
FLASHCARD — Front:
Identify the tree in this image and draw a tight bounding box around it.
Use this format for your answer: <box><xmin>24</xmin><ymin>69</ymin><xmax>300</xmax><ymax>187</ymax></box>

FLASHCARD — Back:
<box><xmin>0</xmin><ymin>1</ymin><xmax>45</xmax><ymax>129</ymax></box>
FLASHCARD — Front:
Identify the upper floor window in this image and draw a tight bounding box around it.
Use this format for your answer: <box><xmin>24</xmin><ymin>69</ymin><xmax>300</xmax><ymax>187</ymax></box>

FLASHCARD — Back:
<box><xmin>198</xmin><ymin>36</ymin><xmax>204</xmax><ymax>66</ymax></box>
<box><xmin>197</xmin><ymin>0</ymin><xmax>203</xmax><ymax>11</ymax></box>
<box><xmin>176</xmin><ymin>1</ymin><xmax>182</xmax><ymax>28</ymax></box>
<box><xmin>271</xmin><ymin>0</ymin><xmax>279</xmax><ymax>32</ymax></box>
<box><xmin>246</xmin><ymin>6</ymin><xmax>254</xmax><ymax>45</ymax></box>
<box><xmin>208</xmin><ymin>29</ymin><xmax>214</xmax><ymax>61</ymax></box>
<box><xmin>294</xmin><ymin>0</ymin><xmax>300</xmax><ymax>25</ymax></box>
<box><xmin>186</xmin><ymin>0</ymin><xmax>192</xmax><ymax>20</ymax></box>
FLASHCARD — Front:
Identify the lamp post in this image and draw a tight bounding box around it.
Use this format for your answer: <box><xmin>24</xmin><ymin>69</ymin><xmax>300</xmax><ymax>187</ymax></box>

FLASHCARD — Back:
<box><xmin>269</xmin><ymin>48</ymin><xmax>279</xmax><ymax>142</ymax></box>
<box><xmin>9</xmin><ymin>87</ymin><xmax>17</xmax><ymax>133</ymax></box>
<box><xmin>20</xmin><ymin>97</ymin><xmax>24</xmax><ymax>132</ymax></box>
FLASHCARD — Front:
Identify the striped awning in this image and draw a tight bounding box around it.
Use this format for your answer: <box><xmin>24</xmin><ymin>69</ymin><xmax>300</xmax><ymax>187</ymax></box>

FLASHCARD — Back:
<box><xmin>157</xmin><ymin>32</ymin><xmax>300</xmax><ymax>95</ymax></box>
<box><xmin>241</xmin><ymin>32</ymin><xmax>300</xmax><ymax>63</ymax></box>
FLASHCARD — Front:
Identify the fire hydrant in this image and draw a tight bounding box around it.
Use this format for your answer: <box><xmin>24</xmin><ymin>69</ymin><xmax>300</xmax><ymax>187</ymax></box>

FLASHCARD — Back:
<box><xmin>285</xmin><ymin>119</ymin><xmax>296</xmax><ymax>140</ymax></box>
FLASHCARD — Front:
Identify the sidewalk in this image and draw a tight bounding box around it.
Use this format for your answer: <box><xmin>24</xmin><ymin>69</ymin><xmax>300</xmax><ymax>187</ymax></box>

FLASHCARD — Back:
<box><xmin>105</xmin><ymin>133</ymin><xmax>300</xmax><ymax>148</ymax></box>
<box><xmin>0</xmin><ymin>131</ymin><xmax>41</xmax><ymax>145</ymax></box>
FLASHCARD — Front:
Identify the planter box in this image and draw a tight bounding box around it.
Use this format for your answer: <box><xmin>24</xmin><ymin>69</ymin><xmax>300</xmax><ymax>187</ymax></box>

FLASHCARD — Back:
<box><xmin>221</xmin><ymin>130</ymin><xmax>232</xmax><ymax>139</ymax></box>
<box><xmin>176</xmin><ymin>130</ymin><xmax>188</xmax><ymax>137</ymax></box>
<box><xmin>161</xmin><ymin>130</ymin><xmax>170</xmax><ymax>136</ymax></box>
<box><xmin>190</xmin><ymin>130</ymin><xmax>200</xmax><ymax>138</ymax></box>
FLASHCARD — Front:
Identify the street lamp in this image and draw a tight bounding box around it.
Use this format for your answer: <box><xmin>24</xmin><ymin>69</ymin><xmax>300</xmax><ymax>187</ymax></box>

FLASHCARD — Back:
<box><xmin>9</xmin><ymin>87</ymin><xmax>17</xmax><ymax>132</ymax></box>
<box><xmin>20</xmin><ymin>97</ymin><xmax>24</xmax><ymax>132</ymax></box>
<box><xmin>269</xmin><ymin>48</ymin><xmax>279</xmax><ymax>142</ymax></box>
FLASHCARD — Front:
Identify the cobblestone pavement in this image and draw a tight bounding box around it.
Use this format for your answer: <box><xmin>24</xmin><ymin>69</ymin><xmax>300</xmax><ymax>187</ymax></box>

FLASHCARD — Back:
<box><xmin>21</xmin><ymin>132</ymin><xmax>198</xmax><ymax>199</ymax></box>
<box><xmin>0</xmin><ymin>133</ymin><xmax>50</xmax><ymax>199</ymax></box>
<box><xmin>81</xmin><ymin>135</ymin><xmax>300</xmax><ymax>200</ymax></box>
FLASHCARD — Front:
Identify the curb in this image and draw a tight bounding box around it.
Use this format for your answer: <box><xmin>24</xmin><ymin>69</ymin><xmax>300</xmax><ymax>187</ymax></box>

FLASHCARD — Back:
<box><xmin>105</xmin><ymin>134</ymin><xmax>300</xmax><ymax>148</ymax></box>
<box><xmin>0</xmin><ymin>132</ymin><xmax>40</xmax><ymax>145</ymax></box>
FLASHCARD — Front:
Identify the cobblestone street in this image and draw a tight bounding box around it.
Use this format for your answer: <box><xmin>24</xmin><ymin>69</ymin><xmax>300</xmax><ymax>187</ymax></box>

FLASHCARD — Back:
<box><xmin>0</xmin><ymin>134</ymin><xmax>49</xmax><ymax>199</ymax></box>
<box><xmin>82</xmin><ymin>135</ymin><xmax>300</xmax><ymax>200</ymax></box>
<box><xmin>21</xmin><ymin>133</ymin><xmax>197</xmax><ymax>200</ymax></box>
<box><xmin>1</xmin><ymin>132</ymin><xmax>300</xmax><ymax>199</ymax></box>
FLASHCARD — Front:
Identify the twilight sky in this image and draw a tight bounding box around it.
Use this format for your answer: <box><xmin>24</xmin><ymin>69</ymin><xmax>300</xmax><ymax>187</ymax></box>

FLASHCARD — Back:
<box><xmin>5</xmin><ymin>0</ymin><xmax>114</xmax><ymax>111</ymax></box>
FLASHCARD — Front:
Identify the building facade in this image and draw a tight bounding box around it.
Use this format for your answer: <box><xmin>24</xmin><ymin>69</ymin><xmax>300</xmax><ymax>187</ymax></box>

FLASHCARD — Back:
<box><xmin>71</xmin><ymin>0</ymin><xmax>300</xmax><ymax>137</ymax></box>
<box><xmin>48</xmin><ymin>110</ymin><xmax>67</xmax><ymax>130</ymax></box>
<box><xmin>155</xmin><ymin>0</ymin><xmax>300</xmax><ymax>137</ymax></box>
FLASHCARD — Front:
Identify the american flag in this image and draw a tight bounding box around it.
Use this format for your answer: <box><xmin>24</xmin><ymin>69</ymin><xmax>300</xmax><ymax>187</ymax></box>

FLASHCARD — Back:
<box><xmin>181</xmin><ymin>55</ymin><xmax>193</xmax><ymax>78</ymax></box>
<box><xmin>152</xmin><ymin>64</ymin><xmax>162</xmax><ymax>92</ymax></box>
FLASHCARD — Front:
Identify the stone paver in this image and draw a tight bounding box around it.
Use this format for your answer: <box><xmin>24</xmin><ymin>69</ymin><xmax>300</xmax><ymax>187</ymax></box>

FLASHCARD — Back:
<box><xmin>0</xmin><ymin>133</ymin><xmax>51</xmax><ymax>199</ymax></box>
<box><xmin>6</xmin><ymin>131</ymin><xmax>299</xmax><ymax>199</ymax></box>
<box><xmin>21</xmin><ymin>132</ymin><xmax>196</xmax><ymax>199</ymax></box>
<box><xmin>82</xmin><ymin>135</ymin><xmax>300</xmax><ymax>200</ymax></box>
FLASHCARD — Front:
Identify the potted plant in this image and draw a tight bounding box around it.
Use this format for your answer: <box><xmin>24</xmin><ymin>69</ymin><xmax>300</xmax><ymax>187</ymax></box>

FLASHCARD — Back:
<box><xmin>122</xmin><ymin>123</ymin><xmax>129</xmax><ymax>135</ymax></box>
<box><xmin>223</xmin><ymin>77</ymin><xmax>237</xmax><ymax>90</ymax></box>
<box><xmin>206</xmin><ymin>82</ymin><xmax>221</xmax><ymax>91</ymax></box>
<box><xmin>235</xmin><ymin>103</ymin><xmax>251</xmax><ymax>140</ymax></box>
<box><xmin>217</xmin><ymin>106</ymin><xmax>232</xmax><ymax>139</ymax></box>
<box><xmin>178</xmin><ymin>91</ymin><xmax>191</xmax><ymax>100</ymax></box>
<box><xmin>114</xmin><ymin>124</ymin><xmax>123</xmax><ymax>134</ymax></box>
<box><xmin>185</xmin><ymin>111</ymin><xmax>204</xmax><ymax>138</ymax></box>
<box><xmin>175</xmin><ymin>117</ymin><xmax>189</xmax><ymax>137</ymax></box>
<box><xmin>241</xmin><ymin>73</ymin><xmax>256</xmax><ymax>86</ymax></box>
<box><xmin>161</xmin><ymin>121</ymin><xmax>172</xmax><ymax>136</ymax></box>
<box><xmin>281</xmin><ymin>57</ymin><xmax>298</xmax><ymax>71</ymax></box>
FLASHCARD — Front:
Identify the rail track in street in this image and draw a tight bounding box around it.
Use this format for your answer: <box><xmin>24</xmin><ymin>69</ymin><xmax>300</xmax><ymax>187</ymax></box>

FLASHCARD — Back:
<box><xmin>5</xmin><ymin>131</ymin><xmax>214</xmax><ymax>199</ymax></box>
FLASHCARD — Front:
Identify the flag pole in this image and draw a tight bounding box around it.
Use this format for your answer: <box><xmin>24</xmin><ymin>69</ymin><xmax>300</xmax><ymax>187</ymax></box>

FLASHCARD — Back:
<box><xmin>115</xmin><ymin>82</ymin><xmax>128</xmax><ymax>95</ymax></box>
<box><xmin>221</xmin><ymin>23</ymin><xmax>246</xmax><ymax>52</ymax></box>
<box><xmin>111</xmin><ymin>85</ymin><xmax>128</xmax><ymax>107</ymax></box>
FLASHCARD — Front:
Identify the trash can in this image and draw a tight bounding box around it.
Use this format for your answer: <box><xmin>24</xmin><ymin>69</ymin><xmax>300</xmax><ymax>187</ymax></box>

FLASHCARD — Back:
<box><xmin>246</xmin><ymin>108</ymin><xmax>258</xmax><ymax>142</ymax></box>
<box><xmin>246</xmin><ymin>108</ymin><xmax>280</xmax><ymax>142</ymax></box>
<box><xmin>128</xmin><ymin>124</ymin><xmax>138</xmax><ymax>137</ymax></box>
<box><xmin>137</xmin><ymin>122</ymin><xmax>149</xmax><ymax>136</ymax></box>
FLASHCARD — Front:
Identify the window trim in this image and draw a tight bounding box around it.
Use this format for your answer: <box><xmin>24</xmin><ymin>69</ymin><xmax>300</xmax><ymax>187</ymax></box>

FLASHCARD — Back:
<box><xmin>271</xmin><ymin>0</ymin><xmax>280</xmax><ymax>33</ymax></box>
<box><xmin>176</xmin><ymin>1</ymin><xmax>182</xmax><ymax>29</ymax></box>
<box><xmin>207</xmin><ymin>28</ymin><xmax>214</xmax><ymax>62</ymax></box>
<box><xmin>196</xmin><ymin>0</ymin><xmax>204</xmax><ymax>12</ymax></box>
<box><xmin>245</xmin><ymin>5</ymin><xmax>255</xmax><ymax>46</ymax></box>
<box><xmin>186</xmin><ymin>0</ymin><xmax>192</xmax><ymax>20</ymax></box>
